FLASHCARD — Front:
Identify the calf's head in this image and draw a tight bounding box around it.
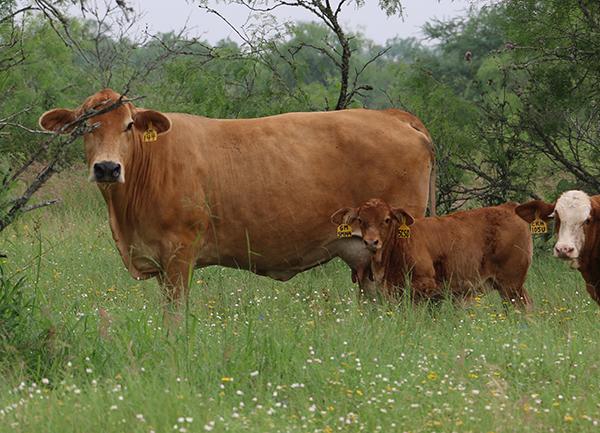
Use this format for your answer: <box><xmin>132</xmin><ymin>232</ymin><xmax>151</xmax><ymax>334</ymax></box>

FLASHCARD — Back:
<box><xmin>331</xmin><ymin>198</ymin><xmax>415</xmax><ymax>258</ymax></box>
<box><xmin>38</xmin><ymin>89</ymin><xmax>171</xmax><ymax>184</ymax></box>
<box><xmin>516</xmin><ymin>190</ymin><xmax>597</xmax><ymax>262</ymax></box>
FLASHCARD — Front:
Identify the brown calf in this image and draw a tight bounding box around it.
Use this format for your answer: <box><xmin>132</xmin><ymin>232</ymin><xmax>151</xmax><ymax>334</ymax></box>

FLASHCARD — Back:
<box><xmin>332</xmin><ymin>199</ymin><xmax>533</xmax><ymax>310</ymax></box>
<box><xmin>516</xmin><ymin>190</ymin><xmax>600</xmax><ymax>306</ymax></box>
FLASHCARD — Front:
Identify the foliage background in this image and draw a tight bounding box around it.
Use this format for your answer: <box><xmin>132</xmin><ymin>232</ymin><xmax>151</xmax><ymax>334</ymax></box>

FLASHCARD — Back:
<box><xmin>2</xmin><ymin>0</ymin><xmax>599</xmax><ymax>214</ymax></box>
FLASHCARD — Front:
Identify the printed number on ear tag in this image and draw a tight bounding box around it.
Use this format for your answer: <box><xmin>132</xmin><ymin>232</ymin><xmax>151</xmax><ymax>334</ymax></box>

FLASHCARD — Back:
<box><xmin>337</xmin><ymin>224</ymin><xmax>353</xmax><ymax>238</ymax></box>
<box><xmin>530</xmin><ymin>218</ymin><xmax>548</xmax><ymax>235</ymax></box>
<box><xmin>397</xmin><ymin>223</ymin><xmax>411</xmax><ymax>239</ymax></box>
<box><xmin>143</xmin><ymin>121</ymin><xmax>158</xmax><ymax>142</ymax></box>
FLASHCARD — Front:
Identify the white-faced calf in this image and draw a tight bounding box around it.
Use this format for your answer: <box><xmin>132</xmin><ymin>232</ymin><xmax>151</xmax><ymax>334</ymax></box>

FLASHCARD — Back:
<box><xmin>516</xmin><ymin>190</ymin><xmax>600</xmax><ymax>306</ymax></box>
<box><xmin>332</xmin><ymin>199</ymin><xmax>533</xmax><ymax>310</ymax></box>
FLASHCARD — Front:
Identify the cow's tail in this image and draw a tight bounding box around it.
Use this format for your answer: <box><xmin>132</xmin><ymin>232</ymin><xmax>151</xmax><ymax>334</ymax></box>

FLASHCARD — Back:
<box><xmin>428</xmin><ymin>150</ymin><xmax>437</xmax><ymax>217</ymax></box>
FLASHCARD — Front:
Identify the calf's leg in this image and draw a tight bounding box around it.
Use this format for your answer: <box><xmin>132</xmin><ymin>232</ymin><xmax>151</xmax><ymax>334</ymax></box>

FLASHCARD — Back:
<box><xmin>410</xmin><ymin>275</ymin><xmax>439</xmax><ymax>303</ymax></box>
<box><xmin>357</xmin><ymin>271</ymin><xmax>381</xmax><ymax>302</ymax></box>
<box><xmin>493</xmin><ymin>276</ymin><xmax>533</xmax><ymax>312</ymax></box>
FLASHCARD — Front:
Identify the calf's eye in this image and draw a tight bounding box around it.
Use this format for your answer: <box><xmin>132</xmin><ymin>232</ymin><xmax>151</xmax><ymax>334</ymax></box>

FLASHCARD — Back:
<box><xmin>125</xmin><ymin>121</ymin><xmax>134</xmax><ymax>132</ymax></box>
<box><xmin>384</xmin><ymin>217</ymin><xmax>391</xmax><ymax>224</ymax></box>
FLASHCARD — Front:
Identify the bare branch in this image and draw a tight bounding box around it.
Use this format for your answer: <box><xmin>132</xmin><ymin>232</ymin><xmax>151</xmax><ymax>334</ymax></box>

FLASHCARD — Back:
<box><xmin>22</xmin><ymin>199</ymin><xmax>60</xmax><ymax>213</ymax></box>
<box><xmin>203</xmin><ymin>0</ymin><xmax>380</xmax><ymax>110</ymax></box>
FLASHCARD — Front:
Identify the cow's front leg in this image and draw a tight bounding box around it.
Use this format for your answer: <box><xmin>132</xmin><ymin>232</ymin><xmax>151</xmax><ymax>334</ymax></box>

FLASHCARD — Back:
<box><xmin>157</xmin><ymin>246</ymin><xmax>196</xmax><ymax>311</ymax></box>
<box><xmin>585</xmin><ymin>282</ymin><xmax>600</xmax><ymax>306</ymax></box>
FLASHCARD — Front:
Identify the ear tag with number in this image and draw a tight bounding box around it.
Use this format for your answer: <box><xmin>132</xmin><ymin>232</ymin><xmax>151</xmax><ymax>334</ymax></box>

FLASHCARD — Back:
<box><xmin>530</xmin><ymin>215</ymin><xmax>548</xmax><ymax>235</ymax></box>
<box><xmin>397</xmin><ymin>216</ymin><xmax>411</xmax><ymax>239</ymax></box>
<box><xmin>337</xmin><ymin>224</ymin><xmax>353</xmax><ymax>238</ymax></box>
<box><xmin>143</xmin><ymin>121</ymin><xmax>158</xmax><ymax>142</ymax></box>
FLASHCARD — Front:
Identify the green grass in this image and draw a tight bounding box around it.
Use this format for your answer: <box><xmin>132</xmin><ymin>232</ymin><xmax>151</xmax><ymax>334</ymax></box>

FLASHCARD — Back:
<box><xmin>1</xmin><ymin>174</ymin><xmax>600</xmax><ymax>433</ymax></box>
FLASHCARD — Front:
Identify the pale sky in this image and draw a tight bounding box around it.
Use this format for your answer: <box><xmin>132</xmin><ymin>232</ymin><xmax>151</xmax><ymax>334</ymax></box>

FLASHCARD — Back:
<box><xmin>98</xmin><ymin>0</ymin><xmax>480</xmax><ymax>45</ymax></box>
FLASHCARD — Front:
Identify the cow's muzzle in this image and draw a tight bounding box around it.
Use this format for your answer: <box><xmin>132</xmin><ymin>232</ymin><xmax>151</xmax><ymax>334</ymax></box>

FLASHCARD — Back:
<box><xmin>93</xmin><ymin>161</ymin><xmax>122</xmax><ymax>183</ymax></box>
<box><xmin>554</xmin><ymin>244</ymin><xmax>577</xmax><ymax>259</ymax></box>
<box><xmin>363</xmin><ymin>238</ymin><xmax>380</xmax><ymax>253</ymax></box>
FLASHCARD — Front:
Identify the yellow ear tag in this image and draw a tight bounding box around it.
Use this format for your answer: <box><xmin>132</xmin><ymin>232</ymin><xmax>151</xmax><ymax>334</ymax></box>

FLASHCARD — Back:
<box><xmin>397</xmin><ymin>217</ymin><xmax>411</xmax><ymax>239</ymax></box>
<box><xmin>143</xmin><ymin>121</ymin><xmax>158</xmax><ymax>142</ymax></box>
<box><xmin>337</xmin><ymin>224</ymin><xmax>352</xmax><ymax>238</ymax></box>
<box><xmin>530</xmin><ymin>215</ymin><xmax>548</xmax><ymax>235</ymax></box>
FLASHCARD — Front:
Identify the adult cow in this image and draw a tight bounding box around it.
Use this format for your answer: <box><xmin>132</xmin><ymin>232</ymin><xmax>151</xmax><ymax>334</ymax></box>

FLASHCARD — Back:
<box><xmin>516</xmin><ymin>190</ymin><xmax>600</xmax><ymax>306</ymax></box>
<box><xmin>39</xmin><ymin>89</ymin><xmax>435</xmax><ymax>306</ymax></box>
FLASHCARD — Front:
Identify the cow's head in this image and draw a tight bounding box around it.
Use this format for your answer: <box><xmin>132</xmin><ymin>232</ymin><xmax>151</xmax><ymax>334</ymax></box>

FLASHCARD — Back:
<box><xmin>331</xmin><ymin>198</ymin><xmax>414</xmax><ymax>258</ymax></box>
<box><xmin>38</xmin><ymin>89</ymin><xmax>171</xmax><ymax>184</ymax></box>
<box><xmin>516</xmin><ymin>191</ymin><xmax>597</xmax><ymax>263</ymax></box>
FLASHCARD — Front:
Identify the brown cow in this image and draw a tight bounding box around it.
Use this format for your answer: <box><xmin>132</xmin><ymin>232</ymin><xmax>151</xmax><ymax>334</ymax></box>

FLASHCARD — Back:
<box><xmin>516</xmin><ymin>190</ymin><xmax>600</xmax><ymax>306</ymax></box>
<box><xmin>38</xmin><ymin>89</ymin><xmax>435</xmax><ymax>307</ymax></box>
<box><xmin>331</xmin><ymin>199</ymin><xmax>533</xmax><ymax>310</ymax></box>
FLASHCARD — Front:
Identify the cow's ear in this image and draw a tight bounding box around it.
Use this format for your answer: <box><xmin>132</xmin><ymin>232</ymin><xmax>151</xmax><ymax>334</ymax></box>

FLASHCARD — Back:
<box><xmin>391</xmin><ymin>208</ymin><xmax>415</xmax><ymax>226</ymax></box>
<box><xmin>39</xmin><ymin>108</ymin><xmax>77</xmax><ymax>133</ymax></box>
<box><xmin>331</xmin><ymin>207</ymin><xmax>357</xmax><ymax>225</ymax></box>
<box><xmin>134</xmin><ymin>109</ymin><xmax>171</xmax><ymax>136</ymax></box>
<box><xmin>515</xmin><ymin>200</ymin><xmax>555</xmax><ymax>223</ymax></box>
<box><xmin>590</xmin><ymin>204</ymin><xmax>600</xmax><ymax>222</ymax></box>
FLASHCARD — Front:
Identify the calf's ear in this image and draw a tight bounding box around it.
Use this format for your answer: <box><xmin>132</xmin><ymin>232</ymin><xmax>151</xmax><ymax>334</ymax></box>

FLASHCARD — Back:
<box><xmin>515</xmin><ymin>200</ymin><xmax>555</xmax><ymax>223</ymax></box>
<box><xmin>134</xmin><ymin>109</ymin><xmax>171</xmax><ymax>136</ymax></box>
<box><xmin>39</xmin><ymin>108</ymin><xmax>77</xmax><ymax>133</ymax></box>
<box><xmin>331</xmin><ymin>207</ymin><xmax>357</xmax><ymax>225</ymax></box>
<box><xmin>391</xmin><ymin>208</ymin><xmax>415</xmax><ymax>226</ymax></box>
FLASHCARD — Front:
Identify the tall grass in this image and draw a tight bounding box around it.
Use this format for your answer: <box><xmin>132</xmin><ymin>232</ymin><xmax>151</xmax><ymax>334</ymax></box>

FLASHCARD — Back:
<box><xmin>0</xmin><ymin>172</ymin><xmax>599</xmax><ymax>432</ymax></box>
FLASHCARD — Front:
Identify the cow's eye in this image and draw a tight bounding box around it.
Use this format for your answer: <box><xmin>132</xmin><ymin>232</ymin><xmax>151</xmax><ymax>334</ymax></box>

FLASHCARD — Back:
<box><xmin>585</xmin><ymin>218</ymin><xmax>591</xmax><ymax>225</ymax></box>
<box><xmin>357</xmin><ymin>217</ymin><xmax>362</xmax><ymax>224</ymax></box>
<box><xmin>384</xmin><ymin>217</ymin><xmax>391</xmax><ymax>224</ymax></box>
<box><xmin>125</xmin><ymin>121</ymin><xmax>134</xmax><ymax>132</ymax></box>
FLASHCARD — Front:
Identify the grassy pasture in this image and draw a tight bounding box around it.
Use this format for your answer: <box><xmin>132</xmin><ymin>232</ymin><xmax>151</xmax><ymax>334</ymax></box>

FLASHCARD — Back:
<box><xmin>1</xmin><ymin>172</ymin><xmax>599</xmax><ymax>433</ymax></box>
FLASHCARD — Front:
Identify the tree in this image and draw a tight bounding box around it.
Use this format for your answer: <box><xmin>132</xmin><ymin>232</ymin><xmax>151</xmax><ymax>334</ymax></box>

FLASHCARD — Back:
<box><xmin>499</xmin><ymin>0</ymin><xmax>600</xmax><ymax>194</ymax></box>
<box><xmin>198</xmin><ymin>0</ymin><xmax>403</xmax><ymax>110</ymax></box>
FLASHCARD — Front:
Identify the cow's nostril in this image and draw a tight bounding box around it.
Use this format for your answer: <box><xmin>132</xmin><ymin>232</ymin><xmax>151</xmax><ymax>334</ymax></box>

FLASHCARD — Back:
<box><xmin>112</xmin><ymin>164</ymin><xmax>121</xmax><ymax>179</ymax></box>
<box><xmin>373</xmin><ymin>239</ymin><xmax>379</xmax><ymax>245</ymax></box>
<box><xmin>94</xmin><ymin>163</ymin><xmax>105</xmax><ymax>179</ymax></box>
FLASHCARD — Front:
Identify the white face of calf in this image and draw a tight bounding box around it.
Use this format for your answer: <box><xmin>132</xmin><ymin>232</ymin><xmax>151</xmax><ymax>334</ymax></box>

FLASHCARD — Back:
<box><xmin>553</xmin><ymin>190</ymin><xmax>592</xmax><ymax>260</ymax></box>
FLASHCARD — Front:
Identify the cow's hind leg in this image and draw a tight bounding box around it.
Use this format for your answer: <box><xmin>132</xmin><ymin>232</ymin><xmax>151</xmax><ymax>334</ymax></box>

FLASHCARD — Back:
<box><xmin>333</xmin><ymin>236</ymin><xmax>382</xmax><ymax>301</ymax></box>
